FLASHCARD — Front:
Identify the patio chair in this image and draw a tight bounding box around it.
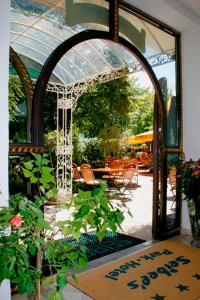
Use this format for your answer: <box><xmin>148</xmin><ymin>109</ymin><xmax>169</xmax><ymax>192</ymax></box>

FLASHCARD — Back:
<box><xmin>108</xmin><ymin>160</ymin><xmax>122</xmax><ymax>169</ymax></box>
<box><xmin>80</xmin><ymin>165</ymin><xmax>101</xmax><ymax>187</ymax></box>
<box><xmin>102</xmin><ymin>159</ymin><xmax>123</xmax><ymax>181</ymax></box>
<box><xmin>72</xmin><ymin>163</ymin><xmax>85</xmax><ymax>183</ymax></box>
<box><xmin>168</xmin><ymin>167</ymin><xmax>176</xmax><ymax>208</ymax></box>
<box><xmin>112</xmin><ymin>166</ymin><xmax>136</xmax><ymax>196</ymax></box>
<box><xmin>80</xmin><ymin>163</ymin><xmax>92</xmax><ymax>169</ymax></box>
<box><xmin>140</xmin><ymin>155</ymin><xmax>152</xmax><ymax>171</ymax></box>
<box><xmin>126</xmin><ymin>162</ymin><xmax>139</xmax><ymax>185</ymax></box>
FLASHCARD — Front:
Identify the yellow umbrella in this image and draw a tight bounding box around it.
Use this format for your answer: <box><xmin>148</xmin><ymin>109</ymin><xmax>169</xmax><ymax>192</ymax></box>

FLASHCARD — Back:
<box><xmin>124</xmin><ymin>130</ymin><xmax>153</xmax><ymax>145</ymax></box>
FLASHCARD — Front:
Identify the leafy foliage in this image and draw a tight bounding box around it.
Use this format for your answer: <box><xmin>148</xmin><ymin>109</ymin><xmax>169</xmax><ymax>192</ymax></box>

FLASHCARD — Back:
<box><xmin>126</xmin><ymin>90</ymin><xmax>154</xmax><ymax>136</ymax></box>
<box><xmin>177</xmin><ymin>159</ymin><xmax>200</xmax><ymax>201</ymax></box>
<box><xmin>9</xmin><ymin>76</ymin><xmax>27</xmax><ymax>143</ymax></box>
<box><xmin>82</xmin><ymin>138</ymin><xmax>104</xmax><ymax>165</ymax></box>
<box><xmin>73</xmin><ymin>77</ymin><xmax>154</xmax><ymax>159</ymax></box>
<box><xmin>72</xmin><ymin>125</ymin><xmax>84</xmax><ymax>166</ymax></box>
<box><xmin>1</xmin><ymin>154</ymin><xmax>127</xmax><ymax>298</ymax></box>
<box><xmin>43</xmin><ymin>92</ymin><xmax>57</xmax><ymax>133</ymax></box>
<box><xmin>59</xmin><ymin>183</ymin><xmax>126</xmax><ymax>242</ymax></box>
<box><xmin>73</xmin><ymin>77</ymin><xmax>133</xmax><ymax>138</ymax></box>
<box><xmin>177</xmin><ymin>159</ymin><xmax>200</xmax><ymax>241</ymax></box>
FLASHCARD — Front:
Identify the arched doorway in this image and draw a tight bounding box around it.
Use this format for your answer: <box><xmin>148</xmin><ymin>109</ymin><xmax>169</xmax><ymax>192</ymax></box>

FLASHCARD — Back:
<box><xmin>33</xmin><ymin>29</ymin><xmax>180</xmax><ymax>240</ymax></box>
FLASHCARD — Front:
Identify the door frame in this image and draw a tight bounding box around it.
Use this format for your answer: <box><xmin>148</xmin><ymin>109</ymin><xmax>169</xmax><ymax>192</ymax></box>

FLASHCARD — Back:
<box><xmin>32</xmin><ymin>29</ymin><xmax>173</xmax><ymax>240</ymax></box>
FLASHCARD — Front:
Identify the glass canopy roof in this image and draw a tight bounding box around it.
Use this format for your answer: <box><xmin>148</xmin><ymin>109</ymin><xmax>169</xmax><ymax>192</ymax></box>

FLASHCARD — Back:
<box><xmin>10</xmin><ymin>0</ymin><xmax>176</xmax><ymax>85</ymax></box>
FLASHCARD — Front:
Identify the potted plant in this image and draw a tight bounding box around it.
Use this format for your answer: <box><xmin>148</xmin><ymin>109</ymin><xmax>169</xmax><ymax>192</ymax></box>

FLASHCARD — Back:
<box><xmin>0</xmin><ymin>153</ymin><xmax>127</xmax><ymax>299</ymax></box>
<box><xmin>177</xmin><ymin>158</ymin><xmax>200</xmax><ymax>247</ymax></box>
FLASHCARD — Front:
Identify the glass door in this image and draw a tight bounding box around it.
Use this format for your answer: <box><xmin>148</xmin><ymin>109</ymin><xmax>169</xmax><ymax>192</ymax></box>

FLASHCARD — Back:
<box><xmin>152</xmin><ymin>95</ymin><xmax>181</xmax><ymax>240</ymax></box>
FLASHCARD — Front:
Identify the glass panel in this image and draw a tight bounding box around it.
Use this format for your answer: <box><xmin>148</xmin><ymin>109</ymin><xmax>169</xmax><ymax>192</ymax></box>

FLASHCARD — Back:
<box><xmin>10</xmin><ymin>22</ymin><xmax>27</xmax><ymax>34</ymax></box>
<box><xmin>16</xmin><ymin>36</ymin><xmax>53</xmax><ymax>57</ymax></box>
<box><xmin>166</xmin><ymin>94</ymin><xmax>178</xmax><ymax>146</ymax></box>
<box><xmin>54</xmin><ymin>62</ymin><xmax>82</xmax><ymax>83</ymax></box>
<box><xmin>65</xmin><ymin>0</ymin><xmax>109</xmax><ymax>31</ymax></box>
<box><xmin>18</xmin><ymin>55</ymin><xmax>43</xmax><ymax>80</ymax></box>
<box><xmin>24</xmin><ymin>28</ymin><xmax>61</xmax><ymax>48</ymax></box>
<box><xmin>9</xmin><ymin>32</ymin><xmax>19</xmax><ymax>42</ymax></box>
<box><xmin>119</xmin><ymin>6</ymin><xmax>178</xmax><ymax>146</ymax></box>
<box><xmin>156</xmin><ymin>61</ymin><xmax>178</xmax><ymax>146</ymax></box>
<box><xmin>9</xmin><ymin>73</ymin><xmax>27</xmax><ymax>143</ymax></box>
<box><xmin>46</xmin><ymin>6</ymin><xmax>66</xmax><ymax>26</ymax></box>
<box><xmin>11</xmin><ymin>0</ymin><xmax>51</xmax><ymax>15</ymax></box>
<box><xmin>156</xmin><ymin>62</ymin><xmax>176</xmax><ymax>101</ymax></box>
<box><xmin>119</xmin><ymin>8</ymin><xmax>147</xmax><ymax>53</ymax></box>
<box><xmin>166</xmin><ymin>153</ymin><xmax>179</xmax><ymax>229</ymax></box>
<box><xmin>66</xmin><ymin>50</ymin><xmax>96</xmax><ymax>77</ymax></box>
<box><xmin>72</xmin><ymin>42</ymin><xmax>110</xmax><ymax>73</ymax></box>
<box><xmin>93</xmin><ymin>40</ymin><xmax>126</xmax><ymax>69</ymax></box>
<box><xmin>34</xmin><ymin>19</ymin><xmax>73</xmax><ymax>40</ymax></box>
<box><xmin>119</xmin><ymin>8</ymin><xmax>175</xmax><ymax>59</ymax></box>
<box><xmin>11</xmin><ymin>9</ymin><xmax>39</xmax><ymax>26</ymax></box>
<box><xmin>12</xmin><ymin>43</ymin><xmax>47</xmax><ymax>64</ymax></box>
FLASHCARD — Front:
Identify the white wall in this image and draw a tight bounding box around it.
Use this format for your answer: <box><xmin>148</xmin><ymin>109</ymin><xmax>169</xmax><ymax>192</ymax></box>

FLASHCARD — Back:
<box><xmin>0</xmin><ymin>0</ymin><xmax>11</xmax><ymax>299</ymax></box>
<box><xmin>182</xmin><ymin>26</ymin><xmax>200</xmax><ymax>160</ymax></box>
<box><xmin>181</xmin><ymin>25</ymin><xmax>200</xmax><ymax>232</ymax></box>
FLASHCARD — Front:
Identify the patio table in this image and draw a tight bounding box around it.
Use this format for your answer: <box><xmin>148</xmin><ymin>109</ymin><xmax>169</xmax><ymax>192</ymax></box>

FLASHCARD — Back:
<box><xmin>92</xmin><ymin>168</ymin><xmax>124</xmax><ymax>174</ymax></box>
<box><xmin>92</xmin><ymin>168</ymin><xmax>125</xmax><ymax>192</ymax></box>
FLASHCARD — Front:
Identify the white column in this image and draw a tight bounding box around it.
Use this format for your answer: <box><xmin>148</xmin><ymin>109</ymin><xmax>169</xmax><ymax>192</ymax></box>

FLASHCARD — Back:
<box><xmin>0</xmin><ymin>1</ymin><xmax>11</xmax><ymax>299</ymax></box>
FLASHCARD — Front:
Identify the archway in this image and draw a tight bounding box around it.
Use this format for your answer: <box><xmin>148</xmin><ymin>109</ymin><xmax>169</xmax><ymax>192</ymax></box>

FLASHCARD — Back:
<box><xmin>33</xmin><ymin>30</ymin><xmax>166</xmax><ymax>146</ymax></box>
<box><xmin>32</xmin><ymin>30</ymin><xmax>171</xmax><ymax>240</ymax></box>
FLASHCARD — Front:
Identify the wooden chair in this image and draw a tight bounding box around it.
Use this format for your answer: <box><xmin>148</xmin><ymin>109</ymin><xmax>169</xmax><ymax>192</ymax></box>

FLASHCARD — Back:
<box><xmin>72</xmin><ymin>163</ymin><xmax>85</xmax><ymax>183</ymax></box>
<box><xmin>80</xmin><ymin>165</ymin><xmax>101</xmax><ymax>187</ymax></box>
<box><xmin>112</xmin><ymin>167</ymin><xmax>136</xmax><ymax>196</ymax></box>
<box><xmin>102</xmin><ymin>160</ymin><xmax>123</xmax><ymax>180</ymax></box>
<box><xmin>80</xmin><ymin>163</ymin><xmax>92</xmax><ymax>169</ymax></box>
<box><xmin>140</xmin><ymin>156</ymin><xmax>152</xmax><ymax>170</ymax></box>
<box><xmin>108</xmin><ymin>160</ymin><xmax>122</xmax><ymax>169</ymax></box>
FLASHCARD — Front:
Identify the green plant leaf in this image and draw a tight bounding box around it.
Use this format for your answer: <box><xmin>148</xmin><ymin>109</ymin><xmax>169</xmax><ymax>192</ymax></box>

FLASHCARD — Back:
<box><xmin>48</xmin><ymin>290</ymin><xmax>55</xmax><ymax>300</ymax></box>
<box><xmin>71</xmin><ymin>274</ymin><xmax>77</xmax><ymax>284</ymax></box>
<box><xmin>72</xmin><ymin>231</ymin><xmax>81</xmax><ymax>241</ymax></box>
<box><xmin>100</xmin><ymin>197</ymin><xmax>109</xmax><ymax>211</ymax></box>
<box><xmin>74</xmin><ymin>205</ymin><xmax>90</xmax><ymax>219</ymax></box>
<box><xmin>46</xmin><ymin>188</ymin><xmax>58</xmax><ymax>199</ymax></box>
<box><xmin>41</xmin><ymin>158</ymin><xmax>49</xmax><ymax>165</ymax></box>
<box><xmin>91</xmin><ymin>188</ymin><xmax>101</xmax><ymax>197</ymax></box>
<box><xmin>26</xmin><ymin>280</ymin><xmax>35</xmax><ymax>295</ymax></box>
<box><xmin>22</xmin><ymin>168</ymin><xmax>32</xmax><ymax>178</ymax></box>
<box><xmin>17</xmin><ymin>248</ymin><xmax>29</xmax><ymax>267</ymax></box>
<box><xmin>28</xmin><ymin>204</ymin><xmax>42</xmax><ymax>217</ymax></box>
<box><xmin>28</xmin><ymin>243</ymin><xmax>37</xmax><ymax>256</ymax></box>
<box><xmin>23</xmin><ymin>161</ymin><xmax>33</xmax><ymax>170</ymax></box>
<box><xmin>62</xmin><ymin>226</ymin><xmax>73</xmax><ymax>236</ymax></box>
<box><xmin>42</xmin><ymin>277</ymin><xmax>53</xmax><ymax>286</ymax></box>
<box><xmin>40</xmin><ymin>185</ymin><xmax>45</xmax><ymax>194</ymax></box>
<box><xmin>96</xmin><ymin>229</ymin><xmax>106</xmax><ymax>242</ymax></box>
<box><xmin>56</xmin><ymin>275</ymin><xmax>67</xmax><ymax>291</ymax></box>
<box><xmin>37</xmin><ymin>219</ymin><xmax>53</xmax><ymax>230</ymax></box>
<box><xmin>30</xmin><ymin>175</ymin><xmax>38</xmax><ymax>184</ymax></box>
<box><xmin>31</xmin><ymin>153</ymin><xmax>42</xmax><ymax>162</ymax></box>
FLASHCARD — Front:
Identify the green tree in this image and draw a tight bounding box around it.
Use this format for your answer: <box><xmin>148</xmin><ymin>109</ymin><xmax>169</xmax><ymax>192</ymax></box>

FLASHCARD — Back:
<box><xmin>73</xmin><ymin>77</ymin><xmax>133</xmax><ymax>138</ymax></box>
<box><xmin>127</xmin><ymin>90</ymin><xmax>154</xmax><ymax>135</ymax></box>
<box><xmin>73</xmin><ymin>77</ymin><xmax>153</xmax><ymax>158</ymax></box>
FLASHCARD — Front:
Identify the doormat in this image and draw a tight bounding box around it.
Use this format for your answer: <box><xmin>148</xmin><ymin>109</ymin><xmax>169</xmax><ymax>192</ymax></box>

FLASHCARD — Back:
<box><xmin>77</xmin><ymin>231</ymin><xmax>146</xmax><ymax>261</ymax></box>
<box><xmin>69</xmin><ymin>241</ymin><xmax>200</xmax><ymax>300</ymax></box>
<box><xmin>59</xmin><ymin>231</ymin><xmax>145</xmax><ymax>262</ymax></box>
<box><xmin>42</xmin><ymin>232</ymin><xmax>145</xmax><ymax>276</ymax></box>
